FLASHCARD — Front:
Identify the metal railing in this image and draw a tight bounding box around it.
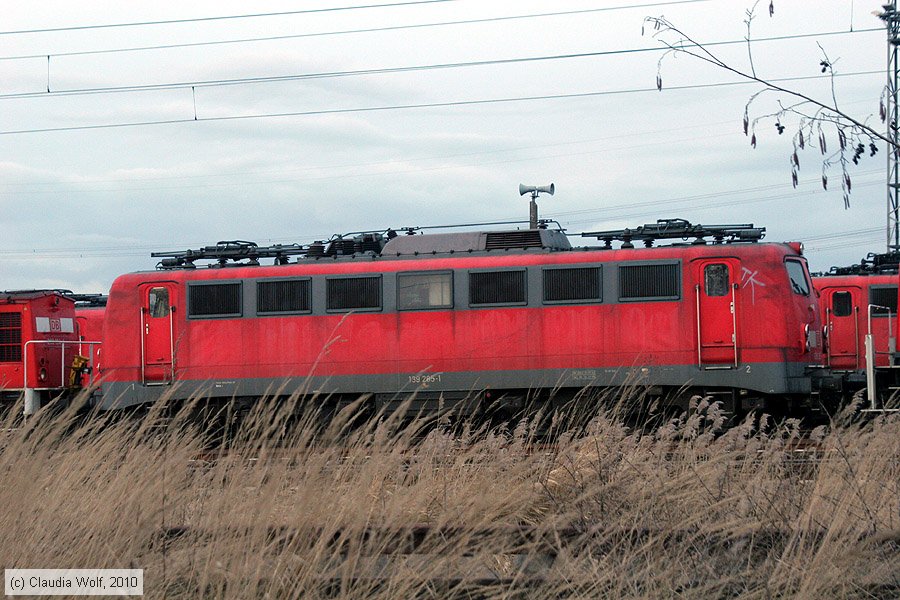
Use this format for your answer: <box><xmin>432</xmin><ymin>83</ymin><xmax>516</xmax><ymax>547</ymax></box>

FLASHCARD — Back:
<box><xmin>864</xmin><ymin>305</ymin><xmax>900</xmax><ymax>411</ymax></box>
<box><xmin>22</xmin><ymin>340</ymin><xmax>102</xmax><ymax>415</ymax></box>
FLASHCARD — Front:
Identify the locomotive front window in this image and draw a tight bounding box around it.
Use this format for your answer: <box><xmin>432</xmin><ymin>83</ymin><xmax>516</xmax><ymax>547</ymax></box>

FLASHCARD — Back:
<box><xmin>785</xmin><ymin>260</ymin><xmax>810</xmax><ymax>296</ymax></box>
<box><xmin>832</xmin><ymin>291</ymin><xmax>853</xmax><ymax>317</ymax></box>
<box><xmin>704</xmin><ymin>264</ymin><xmax>729</xmax><ymax>297</ymax></box>
<box><xmin>398</xmin><ymin>272</ymin><xmax>452</xmax><ymax>310</ymax></box>
<box><xmin>148</xmin><ymin>287</ymin><xmax>170</xmax><ymax>318</ymax></box>
<box><xmin>870</xmin><ymin>286</ymin><xmax>898</xmax><ymax>316</ymax></box>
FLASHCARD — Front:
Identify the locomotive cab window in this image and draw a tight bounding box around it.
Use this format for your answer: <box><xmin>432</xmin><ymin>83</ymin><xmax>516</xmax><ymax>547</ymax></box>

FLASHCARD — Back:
<box><xmin>148</xmin><ymin>287</ymin><xmax>170</xmax><ymax>318</ymax></box>
<box><xmin>704</xmin><ymin>264</ymin><xmax>729</xmax><ymax>297</ymax></box>
<box><xmin>0</xmin><ymin>312</ymin><xmax>22</xmax><ymax>362</ymax></box>
<box><xmin>469</xmin><ymin>269</ymin><xmax>527</xmax><ymax>306</ymax></box>
<box><xmin>188</xmin><ymin>282</ymin><xmax>242</xmax><ymax>318</ymax></box>
<box><xmin>785</xmin><ymin>260</ymin><xmax>810</xmax><ymax>296</ymax></box>
<box><xmin>327</xmin><ymin>276</ymin><xmax>382</xmax><ymax>312</ymax></box>
<box><xmin>257</xmin><ymin>279</ymin><xmax>311</xmax><ymax>314</ymax></box>
<box><xmin>618</xmin><ymin>263</ymin><xmax>680</xmax><ymax>301</ymax></box>
<box><xmin>543</xmin><ymin>266</ymin><xmax>602</xmax><ymax>303</ymax></box>
<box><xmin>398</xmin><ymin>272</ymin><xmax>452</xmax><ymax>310</ymax></box>
<box><xmin>870</xmin><ymin>285</ymin><xmax>898</xmax><ymax>317</ymax></box>
<box><xmin>832</xmin><ymin>291</ymin><xmax>853</xmax><ymax>317</ymax></box>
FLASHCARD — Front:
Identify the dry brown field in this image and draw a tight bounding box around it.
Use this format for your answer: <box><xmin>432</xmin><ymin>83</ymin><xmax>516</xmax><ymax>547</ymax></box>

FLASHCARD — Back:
<box><xmin>0</xmin><ymin>392</ymin><xmax>898</xmax><ymax>599</ymax></box>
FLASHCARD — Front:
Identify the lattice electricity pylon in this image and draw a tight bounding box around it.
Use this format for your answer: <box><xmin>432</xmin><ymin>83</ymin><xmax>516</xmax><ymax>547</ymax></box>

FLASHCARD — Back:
<box><xmin>880</xmin><ymin>1</ymin><xmax>900</xmax><ymax>251</ymax></box>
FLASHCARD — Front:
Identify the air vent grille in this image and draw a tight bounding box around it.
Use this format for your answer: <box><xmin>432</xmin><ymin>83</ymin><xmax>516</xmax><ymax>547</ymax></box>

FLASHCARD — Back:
<box><xmin>0</xmin><ymin>312</ymin><xmax>22</xmax><ymax>362</ymax></box>
<box><xmin>484</xmin><ymin>231</ymin><xmax>544</xmax><ymax>250</ymax></box>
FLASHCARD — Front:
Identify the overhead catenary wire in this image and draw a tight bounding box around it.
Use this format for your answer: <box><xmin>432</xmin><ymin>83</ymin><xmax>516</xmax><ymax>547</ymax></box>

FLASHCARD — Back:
<box><xmin>0</xmin><ymin>69</ymin><xmax>883</xmax><ymax>136</ymax></box>
<box><xmin>0</xmin><ymin>0</ymin><xmax>719</xmax><ymax>61</ymax></box>
<box><xmin>0</xmin><ymin>173</ymin><xmax>882</xmax><ymax>259</ymax></box>
<box><xmin>0</xmin><ymin>28</ymin><xmax>881</xmax><ymax>101</ymax></box>
<box><xmin>0</xmin><ymin>107</ymin><xmax>880</xmax><ymax>191</ymax></box>
<box><xmin>555</xmin><ymin>180</ymin><xmax>882</xmax><ymax>227</ymax></box>
<box><xmin>0</xmin><ymin>0</ymin><xmax>465</xmax><ymax>36</ymax></box>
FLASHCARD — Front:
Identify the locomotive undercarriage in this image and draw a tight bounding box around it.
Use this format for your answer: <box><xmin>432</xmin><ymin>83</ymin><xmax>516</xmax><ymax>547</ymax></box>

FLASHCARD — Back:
<box><xmin>95</xmin><ymin>381</ymin><xmax>821</xmax><ymax>441</ymax></box>
<box><xmin>811</xmin><ymin>364</ymin><xmax>900</xmax><ymax>415</ymax></box>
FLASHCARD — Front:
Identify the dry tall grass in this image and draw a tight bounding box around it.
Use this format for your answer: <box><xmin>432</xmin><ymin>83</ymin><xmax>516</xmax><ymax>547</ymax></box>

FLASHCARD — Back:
<box><xmin>0</xmin><ymin>391</ymin><xmax>898</xmax><ymax>599</ymax></box>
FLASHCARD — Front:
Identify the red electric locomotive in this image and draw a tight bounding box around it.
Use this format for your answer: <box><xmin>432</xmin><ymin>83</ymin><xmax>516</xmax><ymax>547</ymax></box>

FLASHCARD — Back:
<box><xmin>73</xmin><ymin>294</ymin><xmax>106</xmax><ymax>387</ymax></box>
<box><xmin>0</xmin><ymin>290</ymin><xmax>85</xmax><ymax>415</ymax></box>
<box><xmin>95</xmin><ymin>219</ymin><xmax>823</xmax><ymax>420</ymax></box>
<box><xmin>813</xmin><ymin>252</ymin><xmax>899</xmax><ymax>406</ymax></box>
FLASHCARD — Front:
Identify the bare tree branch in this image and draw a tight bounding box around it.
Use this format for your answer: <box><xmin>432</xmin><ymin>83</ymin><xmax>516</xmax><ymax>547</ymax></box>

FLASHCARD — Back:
<box><xmin>643</xmin><ymin>6</ymin><xmax>889</xmax><ymax>208</ymax></box>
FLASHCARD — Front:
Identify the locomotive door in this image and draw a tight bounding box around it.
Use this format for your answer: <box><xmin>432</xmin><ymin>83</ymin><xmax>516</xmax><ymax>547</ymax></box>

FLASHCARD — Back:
<box><xmin>823</xmin><ymin>287</ymin><xmax>861</xmax><ymax>370</ymax></box>
<box><xmin>695</xmin><ymin>260</ymin><xmax>739</xmax><ymax>367</ymax></box>
<box><xmin>141</xmin><ymin>283</ymin><xmax>177</xmax><ymax>384</ymax></box>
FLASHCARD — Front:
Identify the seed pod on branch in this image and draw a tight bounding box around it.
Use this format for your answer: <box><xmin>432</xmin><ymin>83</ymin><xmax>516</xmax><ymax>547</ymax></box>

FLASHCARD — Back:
<box><xmin>751</xmin><ymin>133</ymin><xmax>757</xmax><ymax>148</ymax></box>
<box><xmin>822</xmin><ymin>174</ymin><xmax>827</xmax><ymax>190</ymax></box>
<box><xmin>791</xmin><ymin>169</ymin><xmax>798</xmax><ymax>188</ymax></box>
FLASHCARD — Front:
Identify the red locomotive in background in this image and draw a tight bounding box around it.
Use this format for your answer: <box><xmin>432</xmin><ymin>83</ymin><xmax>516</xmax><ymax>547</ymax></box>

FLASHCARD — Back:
<box><xmin>92</xmin><ymin>219</ymin><xmax>825</xmax><ymax>420</ymax></box>
<box><xmin>0</xmin><ymin>290</ymin><xmax>103</xmax><ymax>414</ymax></box>
<box><xmin>812</xmin><ymin>252</ymin><xmax>900</xmax><ymax>406</ymax></box>
<box><xmin>73</xmin><ymin>294</ymin><xmax>106</xmax><ymax>380</ymax></box>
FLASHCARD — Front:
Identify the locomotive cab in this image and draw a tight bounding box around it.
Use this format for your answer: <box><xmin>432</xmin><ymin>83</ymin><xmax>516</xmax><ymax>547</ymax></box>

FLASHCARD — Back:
<box><xmin>0</xmin><ymin>290</ymin><xmax>83</xmax><ymax>415</ymax></box>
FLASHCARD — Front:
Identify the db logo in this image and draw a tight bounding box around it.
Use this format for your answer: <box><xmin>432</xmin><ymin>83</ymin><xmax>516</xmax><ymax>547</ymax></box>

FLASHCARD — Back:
<box><xmin>49</xmin><ymin>318</ymin><xmax>61</xmax><ymax>332</ymax></box>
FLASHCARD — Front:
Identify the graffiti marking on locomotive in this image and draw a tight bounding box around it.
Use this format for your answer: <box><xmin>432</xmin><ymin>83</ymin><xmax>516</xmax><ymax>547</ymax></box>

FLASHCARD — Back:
<box><xmin>740</xmin><ymin>267</ymin><xmax>766</xmax><ymax>304</ymax></box>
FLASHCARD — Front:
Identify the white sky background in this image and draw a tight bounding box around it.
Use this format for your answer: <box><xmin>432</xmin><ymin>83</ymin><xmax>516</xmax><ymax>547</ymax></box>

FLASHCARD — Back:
<box><xmin>0</xmin><ymin>0</ymin><xmax>890</xmax><ymax>292</ymax></box>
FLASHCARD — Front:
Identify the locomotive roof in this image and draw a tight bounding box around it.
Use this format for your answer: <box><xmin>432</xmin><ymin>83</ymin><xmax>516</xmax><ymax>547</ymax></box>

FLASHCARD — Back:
<box><xmin>380</xmin><ymin>229</ymin><xmax>571</xmax><ymax>255</ymax></box>
<box><xmin>1</xmin><ymin>289</ymin><xmax>76</xmax><ymax>302</ymax></box>
<box><xmin>813</xmin><ymin>251</ymin><xmax>900</xmax><ymax>276</ymax></box>
<box><xmin>148</xmin><ymin>219</ymin><xmax>770</xmax><ymax>270</ymax></box>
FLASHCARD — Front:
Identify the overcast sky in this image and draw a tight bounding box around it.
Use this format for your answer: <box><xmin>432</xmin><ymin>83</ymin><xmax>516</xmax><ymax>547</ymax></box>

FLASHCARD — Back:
<box><xmin>0</xmin><ymin>0</ymin><xmax>891</xmax><ymax>292</ymax></box>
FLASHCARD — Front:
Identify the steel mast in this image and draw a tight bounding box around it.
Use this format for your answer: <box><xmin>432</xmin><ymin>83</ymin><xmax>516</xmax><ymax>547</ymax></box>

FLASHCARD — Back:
<box><xmin>881</xmin><ymin>1</ymin><xmax>900</xmax><ymax>251</ymax></box>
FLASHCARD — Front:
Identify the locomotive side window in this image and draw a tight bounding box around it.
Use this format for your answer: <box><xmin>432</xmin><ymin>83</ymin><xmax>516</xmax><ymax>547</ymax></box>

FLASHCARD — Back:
<box><xmin>785</xmin><ymin>260</ymin><xmax>810</xmax><ymax>296</ymax></box>
<box><xmin>832</xmin><ymin>291</ymin><xmax>853</xmax><ymax>317</ymax></box>
<box><xmin>870</xmin><ymin>286</ymin><xmax>898</xmax><ymax>316</ymax></box>
<box><xmin>0</xmin><ymin>312</ymin><xmax>22</xmax><ymax>362</ymax></box>
<box><xmin>188</xmin><ymin>283</ymin><xmax>242</xmax><ymax>318</ymax></box>
<box><xmin>327</xmin><ymin>276</ymin><xmax>382</xmax><ymax>311</ymax></box>
<box><xmin>618</xmin><ymin>263</ymin><xmax>680</xmax><ymax>301</ymax></box>
<box><xmin>469</xmin><ymin>270</ymin><xmax>526</xmax><ymax>306</ymax></box>
<box><xmin>704</xmin><ymin>264</ymin><xmax>729</xmax><ymax>297</ymax></box>
<box><xmin>257</xmin><ymin>279</ymin><xmax>311</xmax><ymax>314</ymax></box>
<box><xmin>148</xmin><ymin>287</ymin><xmax>170</xmax><ymax>318</ymax></box>
<box><xmin>543</xmin><ymin>266</ymin><xmax>602</xmax><ymax>303</ymax></box>
<box><xmin>398</xmin><ymin>272</ymin><xmax>452</xmax><ymax>310</ymax></box>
